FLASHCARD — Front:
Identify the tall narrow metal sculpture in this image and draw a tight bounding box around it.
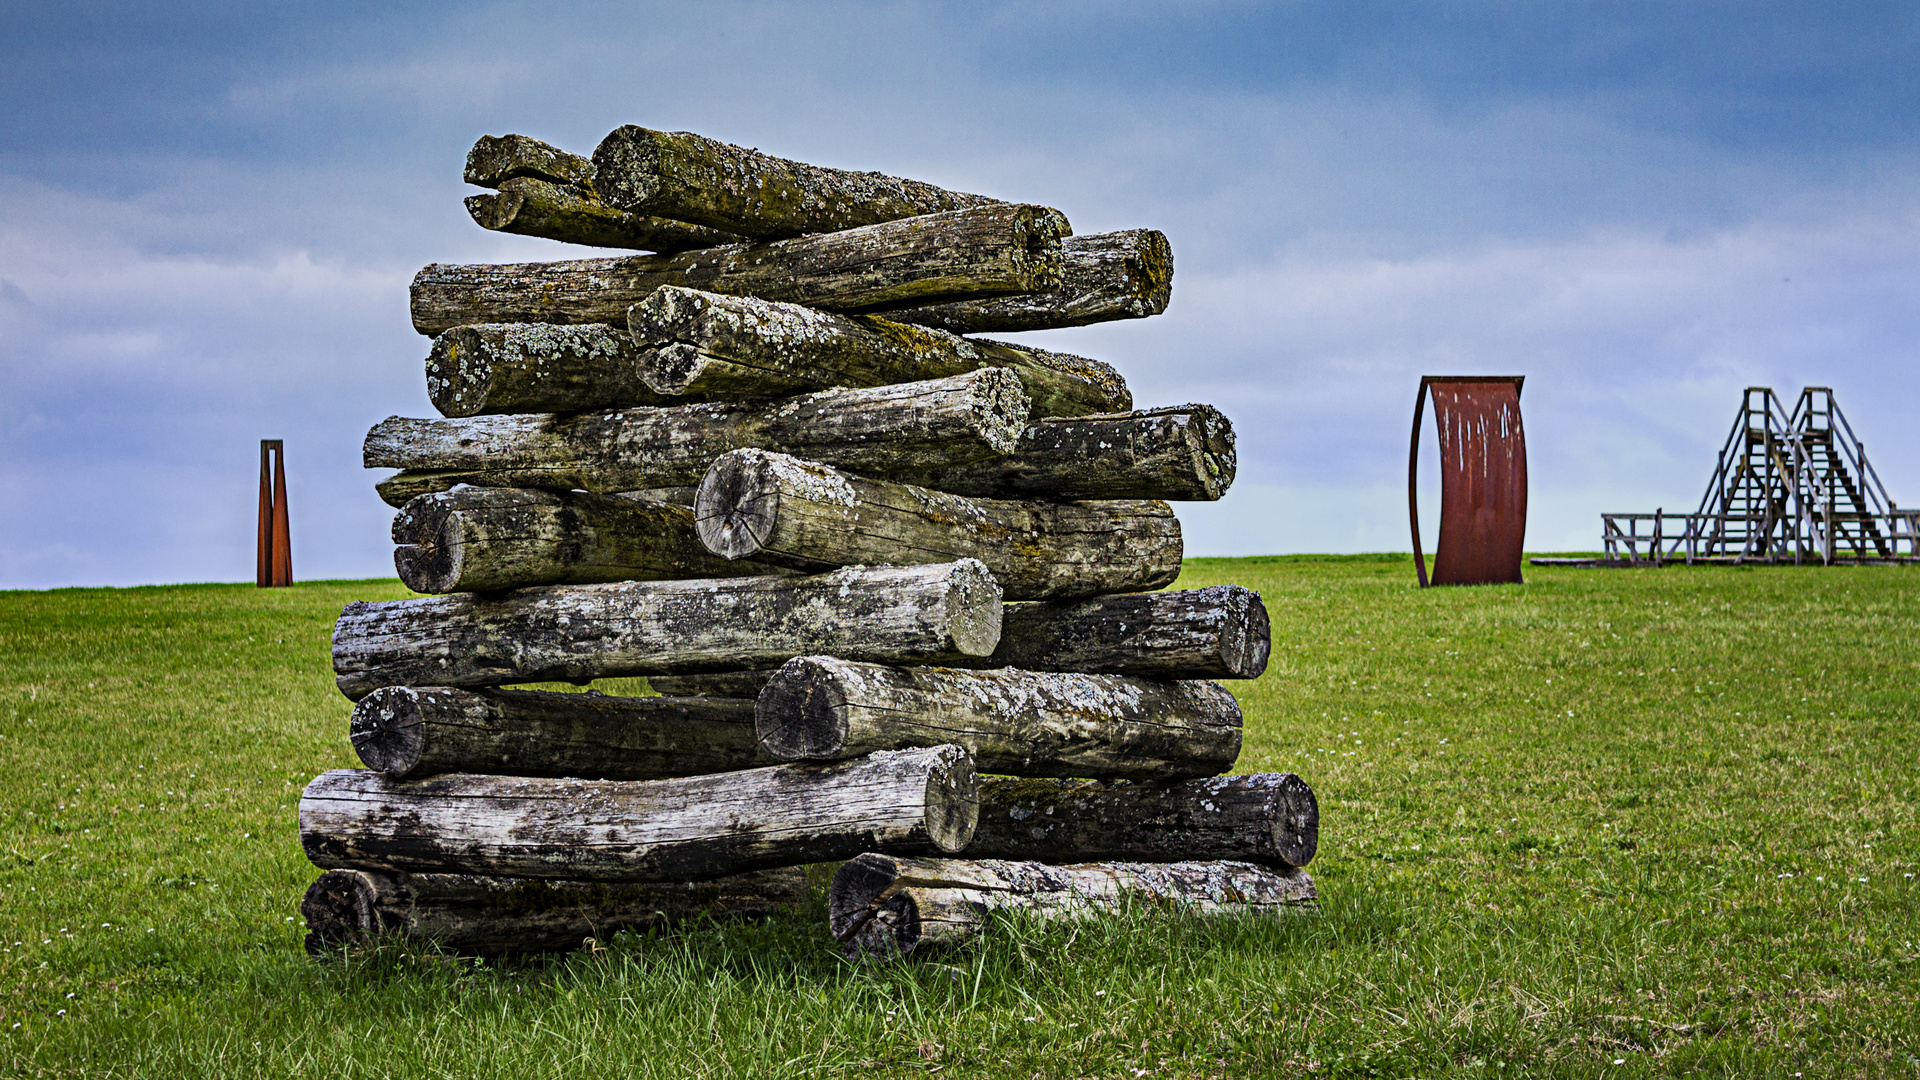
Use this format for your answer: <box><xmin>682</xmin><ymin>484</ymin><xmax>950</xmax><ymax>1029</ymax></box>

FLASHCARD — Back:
<box><xmin>257</xmin><ymin>439</ymin><xmax>293</xmax><ymax>587</ymax></box>
<box><xmin>1408</xmin><ymin>376</ymin><xmax>1527</xmax><ymax>586</ymax></box>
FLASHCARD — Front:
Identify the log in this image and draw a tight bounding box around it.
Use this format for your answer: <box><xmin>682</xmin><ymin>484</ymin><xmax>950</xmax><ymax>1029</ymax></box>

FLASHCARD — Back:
<box><xmin>897</xmin><ymin>405</ymin><xmax>1237</xmax><ymax>502</ymax></box>
<box><xmin>391</xmin><ymin>487</ymin><xmax>780</xmax><ymax>594</ymax></box>
<box><xmin>303</xmin><ymin>866</ymin><xmax>805</xmax><ymax>955</ymax></box>
<box><xmin>627</xmin><ymin>286</ymin><xmax>1129</xmax><ymax>419</ymax></box>
<box><xmin>466</xmin><ymin>178</ymin><xmax>746</xmax><ymax>253</ymax></box>
<box><xmin>332</xmin><ymin>559</ymin><xmax>1002</xmax><ymax>700</ymax></box>
<box><xmin>374</xmin><ymin>473</ymin><xmax>697</xmax><ymax>510</ymax></box>
<box><xmin>965</xmin><ymin>774</ymin><xmax>1317</xmax><ymax>868</ymax></box>
<box><xmin>464</xmin><ymin>134</ymin><xmax>598</xmax><ymax>189</ymax></box>
<box><xmin>694</xmin><ymin>450</ymin><xmax>1180</xmax><ymax>601</ymax></box>
<box><xmin>299</xmin><ymin>744</ymin><xmax>979</xmax><ymax>881</ymax></box>
<box><xmin>590</xmin><ymin>125</ymin><xmax>1002</xmax><ymax>239</ymax></box>
<box><xmin>887</xmin><ymin>230</ymin><xmax>1172</xmax><ymax>334</ymax></box>
<box><xmin>829</xmin><ymin>854</ymin><xmax>1317</xmax><ymax>956</ymax></box>
<box><xmin>755</xmin><ymin>657</ymin><xmax>1241</xmax><ymax>780</ymax></box>
<box><xmin>426</xmin><ymin>323</ymin><xmax>673</xmax><ymax>418</ymax></box>
<box><xmin>409</xmin><ymin>203</ymin><xmax>1067</xmax><ymax>336</ymax></box>
<box><xmin>348</xmin><ymin>685</ymin><xmax>769</xmax><ymax>781</ymax></box>
<box><xmin>958</xmin><ymin>585</ymin><xmax>1270</xmax><ymax>679</ymax></box>
<box><xmin>365</xmin><ymin>368</ymin><xmax>1030</xmax><ymax>494</ymax></box>
<box><xmin>645</xmin><ymin>671</ymin><xmax>777</xmax><ymax>698</ymax></box>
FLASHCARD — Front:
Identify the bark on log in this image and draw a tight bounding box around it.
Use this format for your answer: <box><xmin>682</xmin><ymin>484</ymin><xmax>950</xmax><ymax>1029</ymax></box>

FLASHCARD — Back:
<box><xmin>427</xmin><ymin>323</ymin><xmax>673</xmax><ymax>418</ymax></box>
<box><xmin>299</xmin><ymin>744</ymin><xmax>979</xmax><ymax>881</ymax></box>
<box><xmin>375</xmin><ymin>474</ymin><xmax>697</xmax><ymax>510</ymax></box>
<box><xmin>332</xmin><ymin>559</ymin><xmax>1002</xmax><ymax>700</ymax></box>
<box><xmin>897</xmin><ymin>406</ymin><xmax>1237</xmax><ymax>502</ymax></box>
<box><xmin>410</xmin><ymin>203</ymin><xmax>1067</xmax><ymax>336</ymax></box>
<box><xmin>465</xmin><ymin>134</ymin><xmax>598</xmax><ymax>189</ymax></box>
<box><xmin>349</xmin><ymin>685</ymin><xmax>770</xmax><ymax>781</ymax></box>
<box><xmin>645</xmin><ymin>671</ymin><xmax>777</xmax><ymax>698</ymax></box>
<box><xmin>302</xmin><ymin>866</ymin><xmax>805</xmax><ymax>955</ymax></box>
<box><xmin>392</xmin><ymin>486</ymin><xmax>779</xmax><ymax>594</ymax></box>
<box><xmin>466</xmin><ymin>178</ymin><xmax>746</xmax><ymax>253</ymax></box>
<box><xmin>755</xmin><ymin>657</ymin><xmax>1242</xmax><ymax>781</ymax></box>
<box><xmin>965</xmin><ymin>774</ymin><xmax>1317</xmax><ymax>868</ymax></box>
<box><xmin>366</xmin><ymin>368</ymin><xmax>1030</xmax><ymax>494</ymax></box>
<box><xmin>887</xmin><ymin>230</ymin><xmax>1172</xmax><ymax>334</ymax></box>
<box><xmin>958</xmin><ymin>585</ymin><xmax>1270</xmax><ymax>679</ymax></box>
<box><xmin>829</xmin><ymin>854</ymin><xmax>1316</xmax><ymax>956</ymax></box>
<box><xmin>628</xmin><ymin>287</ymin><xmax>1129</xmax><ymax>419</ymax></box>
<box><xmin>694</xmin><ymin>450</ymin><xmax>1180</xmax><ymax>601</ymax></box>
<box><xmin>590</xmin><ymin>125</ymin><xmax>1003</xmax><ymax>239</ymax></box>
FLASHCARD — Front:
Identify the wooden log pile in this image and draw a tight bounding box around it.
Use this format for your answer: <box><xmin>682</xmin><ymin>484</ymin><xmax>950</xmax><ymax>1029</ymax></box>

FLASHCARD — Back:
<box><xmin>300</xmin><ymin>125</ymin><xmax>1318</xmax><ymax>957</ymax></box>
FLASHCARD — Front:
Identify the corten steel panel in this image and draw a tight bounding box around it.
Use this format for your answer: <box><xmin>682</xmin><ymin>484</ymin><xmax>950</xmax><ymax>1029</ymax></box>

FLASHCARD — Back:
<box><xmin>1407</xmin><ymin>377</ymin><xmax>1526</xmax><ymax>586</ymax></box>
<box><xmin>257</xmin><ymin>440</ymin><xmax>293</xmax><ymax>587</ymax></box>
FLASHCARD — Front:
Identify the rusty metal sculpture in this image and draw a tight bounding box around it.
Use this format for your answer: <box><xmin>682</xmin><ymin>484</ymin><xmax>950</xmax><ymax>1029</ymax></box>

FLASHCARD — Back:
<box><xmin>258</xmin><ymin>439</ymin><xmax>293</xmax><ymax>587</ymax></box>
<box><xmin>1408</xmin><ymin>376</ymin><xmax>1527</xmax><ymax>586</ymax></box>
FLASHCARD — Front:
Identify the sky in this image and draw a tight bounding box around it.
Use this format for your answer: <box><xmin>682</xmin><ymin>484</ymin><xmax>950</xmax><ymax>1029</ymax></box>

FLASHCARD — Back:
<box><xmin>3</xmin><ymin>1</ymin><xmax>1918</xmax><ymax>587</ymax></box>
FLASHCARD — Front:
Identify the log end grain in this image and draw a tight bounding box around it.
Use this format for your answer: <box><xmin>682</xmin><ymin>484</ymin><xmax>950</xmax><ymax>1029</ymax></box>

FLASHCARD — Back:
<box><xmin>1266</xmin><ymin>772</ymin><xmax>1320</xmax><ymax>869</ymax></box>
<box><xmin>347</xmin><ymin>686</ymin><xmax>436</xmax><ymax>777</ymax></box>
<box><xmin>693</xmin><ymin>448</ymin><xmax>836</xmax><ymax>561</ymax></box>
<box><xmin>919</xmin><ymin>744</ymin><xmax>981</xmax><ymax>854</ymax></box>
<box><xmin>755</xmin><ymin>655</ymin><xmax>852</xmax><ymax>760</ymax></box>
<box><xmin>390</xmin><ymin>493</ymin><xmax>471</xmax><ymax>595</ymax></box>
<box><xmin>301</xmin><ymin>869</ymin><xmax>388</xmax><ymax>953</ymax></box>
<box><xmin>943</xmin><ymin>557</ymin><xmax>1005</xmax><ymax>657</ymax></box>
<box><xmin>1214</xmin><ymin>584</ymin><xmax>1272</xmax><ymax>679</ymax></box>
<box><xmin>827</xmin><ymin>851</ymin><xmax>908</xmax><ymax>940</ymax></box>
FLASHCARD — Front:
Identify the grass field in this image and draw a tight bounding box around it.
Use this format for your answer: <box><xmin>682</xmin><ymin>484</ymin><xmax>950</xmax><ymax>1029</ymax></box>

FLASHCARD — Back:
<box><xmin>1</xmin><ymin>557</ymin><xmax>1916</xmax><ymax>1078</ymax></box>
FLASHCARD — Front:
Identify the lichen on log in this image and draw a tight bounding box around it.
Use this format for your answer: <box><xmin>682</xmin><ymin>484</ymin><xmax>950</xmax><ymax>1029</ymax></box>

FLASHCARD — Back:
<box><xmin>886</xmin><ymin>230</ymin><xmax>1172</xmax><ymax>334</ymax></box>
<box><xmin>966</xmin><ymin>774</ymin><xmax>1317</xmax><ymax>868</ymax></box>
<box><xmin>897</xmin><ymin>405</ymin><xmax>1236</xmax><ymax>502</ymax></box>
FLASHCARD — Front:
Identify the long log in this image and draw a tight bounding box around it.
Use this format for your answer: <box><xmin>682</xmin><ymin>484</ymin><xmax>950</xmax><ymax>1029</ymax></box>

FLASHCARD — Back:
<box><xmin>332</xmin><ymin>559</ymin><xmax>1003</xmax><ymax>700</ymax></box>
<box><xmin>392</xmin><ymin>487</ymin><xmax>780</xmax><ymax>594</ymax></box>
<box><xmin>349</xmin><ymin>685</ymin><xmax>769</xmax><ymax>781</ymax></box>
<box><xmin>409</xmin><ymin>203</ymin><xmax>1067</xmax><ymax>336</ymax></box>
<box><xmin>887</xmin><ymin>230</ymin><xmax>1172</xmax><ymax>334</ymax></box>
<box><xmin>590</xmin><ymin>125</ymin><xmax>1002</xmax><ymax>239</ymax></box>
<box><xmin>467</xmin><ymin>178</ymin><xmax>746</xmax><ymax>253</ymax></box>
<box><xmin>366</xmin><ymin>368</ymin><xmax>1030</xmax><ymax>494</ymax></box>
<box><xmin>373</xmin><ymin>472</ymin><xmax>696</xmax><ymax>510</ymax></box>
<box><xmin>829</xmin><ymin>854</ymin><xmax>1317</xmax><ymax>956</ymax></box>
<box><xmin>897</xmin><ymin>406</ymin><xmax>1237</xmax><ymax>502</ymax></box>
<box><xmin>426</xmin><ymin>323</ymin><xmax>671</xmax><ymax>418</ymax></box>
<box><xmin>303</xmin><ymin>866</ymin><xmax>805</xmax><ymax>955</ymax></box>
<box><xmin>299</xmin><ymin>744</ymin><xmax>979</xmax><ymax>881</ymax></box>
<box><xmin>959</xmin><ymin>585</ymin><xmax>1270</xmax><ymax>679</ymax></box>
<box><xmin>965</xmin><ymin>774</ymin><xmax>1317</xmax><ymax>868</ymax></box>
<box><xmin>755</xmin><ymin>657</ymin><xmax>1241</xmax><ymax>780</ymax></box>
<box><xmin>464</xmin><ymin>134</ymin><xmax>599</xmax><ymax>188</ymax></box>
<box><xmin>645</xmin><ymin>671</ymin><xmax>776</xmax><ymax>698</ymax></box>
<box><xmin>694</xmin><ymin>450</ymin><xmax>1180</xmax><ymax>601</ymax></box>
<box><xmin>628</xmin><ymin>287</ymin><xmax>1129</xmax><ymax>419</ymax></box>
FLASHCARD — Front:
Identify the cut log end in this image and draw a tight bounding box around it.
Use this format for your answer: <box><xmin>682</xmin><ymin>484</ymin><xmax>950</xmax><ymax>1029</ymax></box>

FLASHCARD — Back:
<box><xmin>754</xmin><ymin>656</ymin><xmax>849</xmax><ymax>760</ymax></box>
<box><xmin>920</xmin><ymin>745</ymin><xmax>980</xmax><ymax>854</ymax></box>
<box><xmin>692</xmin><ymin>447</ymin><xmax>787</xmax><ymax>560</ymax></box>
<box><xmin>827</xmin><ymin>852</ymin><xmax>908</xmax><ymax>940</ymax></box>
<box><xmin>347</xmin><ymin>687</ymin><xmax>432</xmax><ymax>777</ymax></box>
<box><xmin>944</xmin><ymin>558</ymin><xmax>1004</xmax><ymax>656</ymax></box>
<box><xmin>1269</xmin><ymin>773</ymin><xmax>1320</xmax><ymax>868</ymax></box>
<box><xmin>301</xmin><ymin>869</ymin><xmax>387</xmax><ymax>954</ymax></box>
<box><xmin>1219</xmin><ymin>586</ymin><xmax>1273</xmax><ymax>679</ymax></box>
<box><xmin>390</xmin><ymin>495</ymin><xmax>465</xmax><ymax>594</ymax></box>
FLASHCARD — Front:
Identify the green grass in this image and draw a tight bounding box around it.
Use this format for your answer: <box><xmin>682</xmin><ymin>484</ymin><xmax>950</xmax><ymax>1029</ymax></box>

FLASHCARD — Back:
<box><xmin>2</xmin><ymin>559</ymin><xmax>1917</xmax><ymax>1077</ymax></box>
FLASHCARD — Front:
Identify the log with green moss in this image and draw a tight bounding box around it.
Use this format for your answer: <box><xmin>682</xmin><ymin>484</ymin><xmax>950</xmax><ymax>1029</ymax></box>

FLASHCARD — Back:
<box><xmin>467</xmin><ymin>177</ymin><xmax>746</xmax><ymax>253</ymax></box>
<box><xmin>887</xmin><ymin>230</ymin><xmax>1172</xmax><ymax>334</ymax></box>
<box><xmin>464</xmin><ymin>134</ymin><xmax>600</xmax><ymax>189</ymax></box>
<box><xmin>410</xmin><ymin>203</ymin><xmax>1067</xmax><ymax>336</ymax></box>
<box><xmin>426</xmin><ymin>323</ymin><xmax>671</xmax><ymax>418</ymax></box>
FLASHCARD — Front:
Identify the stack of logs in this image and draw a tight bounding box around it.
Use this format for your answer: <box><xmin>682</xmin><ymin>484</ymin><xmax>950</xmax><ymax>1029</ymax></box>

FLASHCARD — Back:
<box><xmin>298</xmin><ymin>126</ymin><xmax>1320</xmax><ymax>958</ymax></box>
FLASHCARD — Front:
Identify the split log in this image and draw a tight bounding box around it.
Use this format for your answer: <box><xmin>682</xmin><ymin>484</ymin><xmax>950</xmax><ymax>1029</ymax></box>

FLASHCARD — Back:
<box><xmin>467</xmin><ymin>178</ymin><xmax>746</xmax><ymax>253</ymax></box>
<box><xmin>426</xmin><ymin>323</ymin><xmax>672</xmax><ymax>418</ymax></box>
<box><xmin>958</xmin><ymin>585</ymin><xmax>1270</xmax><ymax>679</ymax></box>
<box><xmin>965</xmin><ymin>774</ymin><xmax>1317</xmax><ymax>868</ymax></box>
<box><xmin>391</xmin><ymin>487</ymin><xmax>779</xmax><ymax>594</ymax></box>
<box><xmin>366</xmin><ymin>368</ymin><xmax>1030</xmax><ymax>494</ymax></box>
<box><xmin>464</xmin><ymin>134</ymin><xmax>599</xmax><ymax>189</ymax></box>
<box><xmin>302</xmin><ymin>865</ymin><xmax>805</xmax><ymax>955</ymax></box>
<box><xmin>755</xmin><ymin>657</ymin><xmax>1241</xmax><ymax>780</ymax></box>
<box><xmin>695</xmin><ymin>450</ymin><xmax>1179</xmax><ymax>600</ymax></box>
<box><xmin>299</xmin><ymin>744</ymin><xmax>979</xmax><ymax>881</ymax></box>
<box><xmin>897</xmin><ymin>406</ymin><xmax>1237</xmax><ymax>502</ymax></box>
<box><xmin>829</xmin><ymin>854</ymin><xmax>1317</xmax><ymax>956</ymax></box>
<box><xmin>410</xmin><ymin>203</ymin><xmax>1067</xmax><ymax>336</ymax></box>
<box><xmin>887</xmin><ymin>230</ymin><xmax>1172</xmax><ymax>334</ymax></box>
<box><xmin>590</xmin><ymin>125</ymin><xmax>1002</xmax><ymax>239</ymax></box>
<box><xmin>645</xmin><ymin>671</ymin><xmax>777</xmax><ymax>698</ymax></box>
<box><xmin>628</xmin><ymin>287</ymin><xmax>1129</xmax><ymax>419</ymax></box>
<box><xmin>332</xmin><ymin>559</ymin><xmax>1002</xmax><ymax>700</ymax></box>
<box><xmin>348</xmin><ymin>685</ymin><xmax>769</xmax><ymax>780</ymax></box>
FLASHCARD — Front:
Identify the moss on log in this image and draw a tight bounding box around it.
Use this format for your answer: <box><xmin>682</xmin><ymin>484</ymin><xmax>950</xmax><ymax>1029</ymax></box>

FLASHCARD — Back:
<box><xmin>887</xmin><ymin>230</ymin><xmax>1172</xmax><ymax>334</ymax></box>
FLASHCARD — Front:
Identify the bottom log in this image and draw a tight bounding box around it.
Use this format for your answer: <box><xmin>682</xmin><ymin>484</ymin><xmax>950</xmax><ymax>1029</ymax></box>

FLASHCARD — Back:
<box><xmin>302</xmin><ymin>866</ymin><xmax>804</xmax><ymax>955</ymax></box>
<box><xmin>829</xmin><ymin>853</ymin><xmax>1316</xmax><ymax>957</ymax></box>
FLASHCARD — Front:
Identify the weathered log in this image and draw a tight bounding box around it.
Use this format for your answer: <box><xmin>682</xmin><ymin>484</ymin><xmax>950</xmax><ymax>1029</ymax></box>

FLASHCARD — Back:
<box><xmin>644</xmin><ymin>671</ymin><xmax>777</xmax><ymax>698</ymax></box>
<box><xmin>958</xmin><ymin>585</ymin><xmax>1270</xmax><ymax>679</ymax></box>
<box><xmin>628</xmin><ymin>287</ymin><xmax>1129</xmax><ymax>419</ymax></box>
<box><xmin>965</xmin><ymin>774</ymin><xmax>1317</xmax><ymax>868</ymax></box>
<box><xmin>830</xmin><ymin>854</ymin><xmax>1317</xmax><ymax>955</ymax></box>
<box><xmin>366</xmin><ymin>368</ymin><xmax>1030</xmax><ymax>495</ymax></box>
<box><xmin>299</xmin><ymin>744</ymin><xmax>979</xmax><ymax>881</ymax></box>
<box><xmin>376</xmin><ymin>474</ymin><xmax>697</xmax><ymax>510</ymax></box>
<box><xmin>303</xmin><ymin>865</ymin><xmax>805</xmax><ymax>955</ymax></box>
<box><xmin>887</xmin><ymin>230</ymin><xmax>1172</xmax><ymax>334</ymax></box>
<box><xmin>466</xmin><ymin>178</ymin><xmax>746</xmax><ymax>253</ymax></box>
<box><xmin>410</xmin><ymin>203</ymin><xmax>1067</xmax><ymax>336</ymax></box>
<box><xmin>332</xmin><ymin>559</ymin><xmax>1002</xmax><ymax>700</ymax></box>
<box><xmin>755</xmin><ymin>657</ymin><xmax>1241</xmax><ymax>780</ymax></box>
<box><xmin>349</xmin><ymin>685</ymin><xmax>769</xmax><ymax>781</ymax></box>
<box><xmin>427</xmin><ymin>323</ymin><xmax>672</xmax><ymax>418</ymax></box>
<box><xmin>590</xmin><ymin>125</ymin><xmax>1002</xmax><ymax>239</ymax></box>
<box><xmin>391</xmin><ymin>487</ymin><xmax>779</xmax><ymax>594</ymax></box>
<box><xmin>694</xmin><ymin>450</ymin><xmax>1180</xmax><ymax>601</ymax></box>
<box><xmin>897</xmin><ymin>406</ymin><xmax>1237</xmax><ymax>502</ymax></box>
<box><xmin>464</xmin><ymin>134</ymin><xmax>598</xmax><ymax>189</ymax></box>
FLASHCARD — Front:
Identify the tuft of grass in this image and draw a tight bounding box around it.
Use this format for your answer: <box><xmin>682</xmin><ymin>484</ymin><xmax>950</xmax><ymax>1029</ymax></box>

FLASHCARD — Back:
<box><xmin>2</xmin><ymin>561</ymin><xmax>1917</xmax><ymax>1077</ymax></box>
